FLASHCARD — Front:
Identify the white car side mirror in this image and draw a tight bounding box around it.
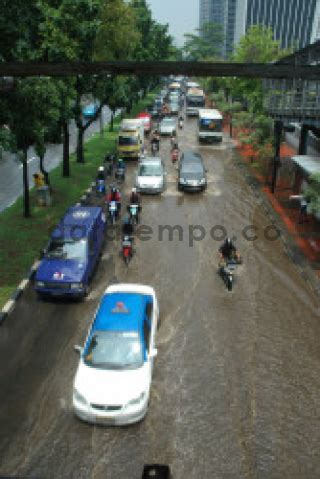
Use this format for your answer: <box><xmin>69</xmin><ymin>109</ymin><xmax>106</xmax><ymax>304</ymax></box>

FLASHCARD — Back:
<box><xmin>149</xmin><ymin>348</ymin><xmax>158</xmax><ymax>359</ymax></box>
<box><xmin>74</xmin><ymin>345</ymin><xmax>83</xmax><ymax>354</ymax></box>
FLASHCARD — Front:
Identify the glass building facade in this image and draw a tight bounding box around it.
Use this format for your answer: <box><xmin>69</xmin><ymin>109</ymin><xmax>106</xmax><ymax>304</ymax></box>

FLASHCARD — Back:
<box><xmin>235</xmin><ymin>0</ymin><xmax>320</xmax><ymax>50</ymax></box>
<box><xmin>201</xmin><ymin>0</ymin><xmax>320</xmax><ymax>56</ymax></box>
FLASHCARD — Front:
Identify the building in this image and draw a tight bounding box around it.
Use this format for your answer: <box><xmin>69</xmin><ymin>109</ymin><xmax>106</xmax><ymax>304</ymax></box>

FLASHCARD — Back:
<box><xmin>200</xmin><ymin>0</ymin><xmax>320</xmax><ymax>57</ymax></box>
<box><xmin>235</xmin><ymin>0</ymin><xmax>320</xmax><ymax>50</ymax></box>
<box><xmin>199</xmin><ymin>0</ymin><xmax>237</xmax><ymax>58</ymax></box>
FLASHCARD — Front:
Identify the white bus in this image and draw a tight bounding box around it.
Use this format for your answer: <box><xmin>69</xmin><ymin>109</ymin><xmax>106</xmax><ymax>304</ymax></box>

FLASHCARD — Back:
<box><xmin>198</xmin><ymin>109</ymin><xmax>223</xmax><ymax>143</ymax></box>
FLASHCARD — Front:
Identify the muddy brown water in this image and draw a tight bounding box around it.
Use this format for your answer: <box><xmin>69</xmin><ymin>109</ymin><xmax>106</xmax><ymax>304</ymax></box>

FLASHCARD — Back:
<box><xmin>0</xmin><ymin>115</ymin><xmax>319</xmax><ymax>479</ymax></box>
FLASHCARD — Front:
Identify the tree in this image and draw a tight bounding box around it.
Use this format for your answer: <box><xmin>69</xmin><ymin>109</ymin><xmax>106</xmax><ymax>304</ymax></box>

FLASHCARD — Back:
<box><xmin>228</xmin><ymin>25</ymin><xmax>291</xmax><ymax>113</ymax></box>
<box><xmin>2</xmin><ymin>78</ymin><xmax>60</xmax><ymax>217</ymax></box>
<box><xmin>183</xmin><ymin>22</ymin><xmax>224</xmax><ymax>61</ymax></box>
<box><xmin>304</xmin><ymin>173</ymin><xmax>320</xmax><ymax>217</ymax></box>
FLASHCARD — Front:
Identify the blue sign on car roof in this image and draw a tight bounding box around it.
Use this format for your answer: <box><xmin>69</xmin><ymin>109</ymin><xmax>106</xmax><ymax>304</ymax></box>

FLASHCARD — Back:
<box><xmin>93</xmin><ymin>292</ymin><xmax>153</xmax><ymax>333</ymax></box>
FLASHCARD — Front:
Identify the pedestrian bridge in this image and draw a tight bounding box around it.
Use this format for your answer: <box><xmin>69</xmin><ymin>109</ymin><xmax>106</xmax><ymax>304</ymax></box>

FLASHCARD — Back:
<box><xmin>264</xmin><ymin>40</ymin><xmax>320</xmax><ymax>127</ymax></box>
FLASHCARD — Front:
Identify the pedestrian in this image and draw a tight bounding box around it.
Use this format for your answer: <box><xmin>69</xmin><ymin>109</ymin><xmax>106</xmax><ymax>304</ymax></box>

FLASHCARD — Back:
<box><xmin>298</xmin><ymin>197</ymin><xmax>308</xmax><ymax>224</ymax></box>
<box><xmin>289</xmin><ymin>194</ymin><xmax>309</xmax><ymax>224</ymax></box>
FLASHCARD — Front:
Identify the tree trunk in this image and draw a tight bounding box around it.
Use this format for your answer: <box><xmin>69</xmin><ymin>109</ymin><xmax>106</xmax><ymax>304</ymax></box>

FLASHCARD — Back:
<box><xmin>99</xmin><ymin>111</ymin><xmax>104</xmax><ymax>136</ymax></box>
<box><xmin>109</xmin><ymin>110</ymin><xmax>115</xmax><ymax>132</ymax></box>
<box><xmin>62</xmin><ymin>120</ymin><xmax>70</xmax><ymax>176</ymax></box>
<box><xmin>76</xmin><ymin>127</ymin><xmax>85</xmax><ymax>163</ymax></box>
<box><xmin>22</xmin><ymin>149</ymin><xmax>30</xmax><ymax>218</ymax></box>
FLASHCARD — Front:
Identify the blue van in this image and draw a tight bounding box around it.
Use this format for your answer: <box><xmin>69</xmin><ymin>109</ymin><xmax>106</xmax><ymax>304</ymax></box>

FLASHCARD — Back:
<box><xmin>34</xmin><ymin>206</ymin><xmax>106</xmax><ymax>298</ymax></box>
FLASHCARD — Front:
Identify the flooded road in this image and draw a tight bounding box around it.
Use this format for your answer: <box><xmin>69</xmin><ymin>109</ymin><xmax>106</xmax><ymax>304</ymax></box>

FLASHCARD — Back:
<box><xmin>0</xmin><ymin>114</ymin><xmax>319</xmax><ymax>479</ymax></box>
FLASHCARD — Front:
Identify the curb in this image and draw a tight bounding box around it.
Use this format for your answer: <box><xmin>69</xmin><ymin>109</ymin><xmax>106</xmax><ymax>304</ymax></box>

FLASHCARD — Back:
<box><xmin>0</xmin><ymin>262</ymin><xmax>39</xmax><ymax>325</ymax></box>
<box><xmin>0</xmin><ymin>179</ymin><xmax>97</xmax><ymax>325</ymax></box>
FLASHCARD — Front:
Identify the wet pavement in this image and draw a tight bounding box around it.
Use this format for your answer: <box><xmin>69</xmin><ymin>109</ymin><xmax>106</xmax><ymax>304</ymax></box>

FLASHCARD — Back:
<box><xmin>0</xmin><ymin>115</ymin><xmax>320</xmax><ymax>479</ymax></box>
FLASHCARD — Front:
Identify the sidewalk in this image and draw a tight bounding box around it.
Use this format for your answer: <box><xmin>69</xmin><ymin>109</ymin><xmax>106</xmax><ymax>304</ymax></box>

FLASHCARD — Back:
<box><xmin>225</xmin><ymin>122</ymin><xmax>320</xmax><ymax>275</ymax></box>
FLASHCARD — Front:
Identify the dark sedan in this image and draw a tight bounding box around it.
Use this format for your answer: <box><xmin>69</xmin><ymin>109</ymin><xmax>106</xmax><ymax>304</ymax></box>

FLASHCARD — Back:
<box><xmin>177</xmin><ymin>152</ymin><xmax>207</xmax><ymax>192</ymax></box>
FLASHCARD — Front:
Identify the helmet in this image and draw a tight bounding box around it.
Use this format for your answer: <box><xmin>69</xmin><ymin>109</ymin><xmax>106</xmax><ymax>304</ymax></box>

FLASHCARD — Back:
<box><xmin>123</xmin><ymin>216</ymin><xmax>130</xmax><ymax>225</ymax></box>
<box><xmin>98</xmin><ymin>166</ymin><xmax>104</xmax><ymax>172</ymax></box>
<box><xmin>132</xmin><ymin>187</ymin><xmax>137</xmax><ymax>194</ymax></box>
<box><xmin>226</xmin><ymin>237</ymin><xmax>232</xmax><ymax>246</ymax></box>
<box><xmin>111</xmin><ymin>186</ymin><xmax>117</xmax><ymax>193</ymax></box>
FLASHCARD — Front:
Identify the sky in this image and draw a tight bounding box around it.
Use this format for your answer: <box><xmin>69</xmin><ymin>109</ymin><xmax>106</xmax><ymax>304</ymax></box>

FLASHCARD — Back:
<box><xmin>147</xmin><ymin>0</ymin><xmax>199</xmax><ymax>46</ymax></box>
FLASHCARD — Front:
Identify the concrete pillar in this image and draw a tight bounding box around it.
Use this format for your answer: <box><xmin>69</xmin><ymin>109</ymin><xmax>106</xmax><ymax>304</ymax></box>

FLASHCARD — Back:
<box><xmin>271</xmin><ymin>120</ymin><xmax>283</xmax><ymax>194</ymax></box>
<box><xmin>298</xmin><ymin>124</ymin><xmax>309</xmax><ymax>155</ymax></box>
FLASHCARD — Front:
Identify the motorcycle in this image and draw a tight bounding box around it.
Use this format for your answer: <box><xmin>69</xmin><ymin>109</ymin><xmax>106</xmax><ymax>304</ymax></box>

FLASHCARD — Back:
<box><xmin>115</xmin><ymin>165</ymin><xmax>125</xmax><ymax>182</ymax></box>
<box><xmin>171</xmin><ymin>148</ymin><xmax>179</xmax><ymax>163</ymax></box>
<box><xmin>127</xmin><ymin>203</ymin><xmax>140</xmax><ymax>225</ymax></box>
<box><xmin>95</xmin><ymin>179</ymin><xmax>106</xmax><ymax>196</ymax></box>
<box><xmin>107</xmin><ymin>200</ymin><xmax>118</xmax><ymax>225</ymax></box>
<box><xmin>151</xmin><ymin>140</ymin><xmax>159</xmax><ymax>156</ymax></box>
<box><xmin>122</xmin><ymin>235</ymin><xmax>133</xmax><ymax>266</ymax></box>
<box><xmin>178</xmin><ymin>118</ymin><xmax>184</xmax><ymax>129</ymax></box>
<box><xmin>219</xmin><ymin>255</ymin><xmax>241</xmax><ymax>291</ymax></box>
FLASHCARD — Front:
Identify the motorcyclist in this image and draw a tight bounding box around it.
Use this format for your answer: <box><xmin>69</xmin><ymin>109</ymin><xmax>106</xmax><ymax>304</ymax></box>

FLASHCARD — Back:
<box><xmin>129</xmin><ymin>187</ymin><xmax>141</xmax><ymax>206</ymax></box>
<box><xmin>115</xmin><ymin>158</ymin><xmax>126</xmax><ymax>179</ymax></box>
<box><xmin>151</xmin><ymin>129</ymin><xmax>160</xmax><ymax>152</ymax></box>
<box><xmin>171</xmin><ymin>145</ymin><xmax>179</xmax><ymax>163</ymax></box>
<box><xmin>218</xmin><ymin>237</ymin><xmax>239</xmax><ymax>262</ymax></box>
<box><xmin>122</xmin><ymin>217</ymin><xmax>134</xmax><ymax>239</ymax></box>
<box><xmin>106</xmin><ymin>185</ymin><xmax>121</xmax><ymax>216</ymax></box>
<box><xmin>170</xmin><ymin>133</ymin><xmax>178</xmax><ymax>150</ymax></box>
<box><xmin>96</xmin><ymin>166</ymin><xmax>105</xmax><ymax>181</ymax></box>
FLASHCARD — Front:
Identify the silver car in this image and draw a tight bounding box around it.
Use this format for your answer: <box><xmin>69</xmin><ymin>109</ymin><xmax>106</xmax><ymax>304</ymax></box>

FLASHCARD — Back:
<box><xmin>159</xmin><ymin>117</ymin><xmax>177</xmax><ymax>136</ymax></box>
<box><xmin>135</xmin><ymin>157</ymin><xmax>166</xmax><ymax>194</ymax></box>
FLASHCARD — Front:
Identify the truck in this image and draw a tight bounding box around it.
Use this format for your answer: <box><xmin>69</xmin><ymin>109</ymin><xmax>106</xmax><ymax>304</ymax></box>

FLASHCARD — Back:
<box><xmin>117</xmin><ymin>119</ymin><xmax>144</xmax><ymax>160</ymax></box>
<box><xmin>186</xmin><ymin>88</ymin><xmax>205</xmax><ymax>116</ymax></box>
<box><xmin>198</xmin><ymin>109</ymin><xmax>223</xmax><ymax>143</ymax></box>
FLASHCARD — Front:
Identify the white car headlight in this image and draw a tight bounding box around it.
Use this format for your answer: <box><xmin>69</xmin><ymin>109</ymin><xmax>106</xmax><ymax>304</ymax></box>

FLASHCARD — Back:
<box><xmin>73</xmin><ymin>389</ymin><xmax>87</xmax><ymax>406</ymax></box>
<box><xmin>199</xmin><ymin>178</ymin><xmax>206</xmax><ymax>185</ymax></box>
<box><xmin>128</xmin><ymin>392</ymin><xmax>146</xmax><ymax>406</ymax></box>
<box><xmin>71</xmin><ymin>283</ymin><xmax>83</xmax><ymax>289</ymax></box>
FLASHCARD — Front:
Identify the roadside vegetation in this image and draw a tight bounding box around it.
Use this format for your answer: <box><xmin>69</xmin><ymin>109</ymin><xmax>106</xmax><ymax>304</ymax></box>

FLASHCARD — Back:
<box><xmin>0</xmin><ymin>0</ymin><xmax>174</xmax><ymax>309</ymax></box>
<box><xmin>0</xmin><ymin>92</ymin><xmax>158</xmax><ymax>310</ymax></box>
<box><xmin>0</xmin><ymin>0</ymin><xmax>175</xmax><ymax>217</ymax></box>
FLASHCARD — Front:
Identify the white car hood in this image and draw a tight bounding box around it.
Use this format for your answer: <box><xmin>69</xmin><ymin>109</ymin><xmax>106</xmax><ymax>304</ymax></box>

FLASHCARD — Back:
<box><xmin>137</xmin><ymin>176</ymin><xmax>163</xmax><ymax>186</ymax></box>
<box><xmin>74</xmin><ymin>362</ymin><xmax>149</xmax><ymax>405</ymax></box>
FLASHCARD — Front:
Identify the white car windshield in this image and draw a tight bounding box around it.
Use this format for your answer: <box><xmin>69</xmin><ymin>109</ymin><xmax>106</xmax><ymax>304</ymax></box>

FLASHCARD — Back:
<box><xmin>162</xmin><ymin>119</ymin><xmax>175</xmax><ymax>126</ymax></box>
<box><xmin>139</xmin><ymin>164</ymin><xmax>162</xmax><ymax>176</ymax></box>
<box><xmin>84</xmin><ymin>331</ymin><xmax>143</xmax><ymax>370</ymax></box>
<box><xmin>46</xmin><ymin>239</ymin><xmax>87</xmax><ymax>261</ymax></box>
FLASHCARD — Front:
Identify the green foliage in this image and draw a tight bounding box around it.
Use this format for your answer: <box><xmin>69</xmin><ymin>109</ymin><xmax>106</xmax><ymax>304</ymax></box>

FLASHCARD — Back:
<box><xmin>233</xmin><ymin>111</ymin><xmax>274</xmax><ymax>160</ymax></box>
<box><xmin>3</xmin><ymin>78</ymin><xmax>61</xmax><ymax>154</ymax></box>
<box><xmin>94</xmin><ymin>0</ymin><xmax>140</xmax><ymax>60</ymax></box>
<box><xmin>226</xmin><ymin>25</ymin><xmax>292</xmax><ymax>114</ymax></box>
<box><xmin>304</xmin><ymin>173</ymin><xmax>320</xmax><ymax>216</ymax></box>
<box><xmin>183</xmin><ymin>22</ymin><xmax>224</xmax><ymax>61</ymax></box>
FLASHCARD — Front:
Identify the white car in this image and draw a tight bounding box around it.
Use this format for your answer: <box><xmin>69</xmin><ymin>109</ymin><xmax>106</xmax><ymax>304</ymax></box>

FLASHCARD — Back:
<box><xmin>135</xmin><ymin>157</ymin><xmax>166</xmax><ymax>194</ymax></box>
<box><xmin>73</xmin><ymin>283</ymin><xmax>159</xmax><ymax>425</ymax></box>
<box><xmin>159</xmin><ymin>117</ymin><xmax>177</xmax><ymax>136</ymax></box>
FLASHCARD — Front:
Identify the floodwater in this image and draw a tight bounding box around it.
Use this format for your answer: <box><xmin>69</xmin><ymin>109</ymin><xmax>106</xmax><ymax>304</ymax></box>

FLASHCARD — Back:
<box><xmin>0</xmin><ymin>112</ymin><xmax>319</xmax><ymax>479</ymax></box>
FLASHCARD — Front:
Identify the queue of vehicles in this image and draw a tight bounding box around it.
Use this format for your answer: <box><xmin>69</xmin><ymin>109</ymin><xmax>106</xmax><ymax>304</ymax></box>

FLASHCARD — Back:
<box><xmin>33</xmin><ymin>77</ymin><xmax>233</xmax><ymax>426</ymax></box>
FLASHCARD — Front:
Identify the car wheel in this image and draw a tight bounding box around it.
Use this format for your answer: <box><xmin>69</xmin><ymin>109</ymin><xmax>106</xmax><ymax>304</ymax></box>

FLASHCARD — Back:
<box><xmin>83</xmin><ymin>285</ymin><xmax>90</xmax><ymax>297</ymax></box>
